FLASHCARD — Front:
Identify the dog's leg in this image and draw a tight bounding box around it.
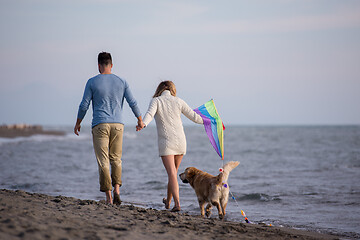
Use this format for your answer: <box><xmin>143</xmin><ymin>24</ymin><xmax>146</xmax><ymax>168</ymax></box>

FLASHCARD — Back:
<box><xmin>212</xmin><ymin>201</ymin><xmax>224</xmax><ymax>219</ymax></box>
<box><xmin>220</xmin><ymin>193</ymin><xmax>229</xmax><ymax>217</ymax></box>
<box><xmin>205</xmin><ymin>204</ymin><xmax>212</xmax><ymax>218</ymax></box>
<box><xmin>199</xmin><ymin>200</ymin><xmax>206</xmax><ymax>217</ymax></box>
<box><xmin>220</xmin><ymin>200</ymin><xmax>227</xmax><ymax>217</ymax></box>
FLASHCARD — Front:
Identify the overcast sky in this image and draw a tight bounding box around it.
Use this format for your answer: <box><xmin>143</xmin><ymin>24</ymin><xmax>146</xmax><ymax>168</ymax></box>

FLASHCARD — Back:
<box><xmin>0</xmin><ymin>0</ymin><xmax>359</xmax><ymax>126</ymax></box>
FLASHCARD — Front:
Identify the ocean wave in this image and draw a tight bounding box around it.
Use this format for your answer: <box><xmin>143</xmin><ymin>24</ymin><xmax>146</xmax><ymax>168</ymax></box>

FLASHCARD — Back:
<box><xmin>138</xmin><ymin>181</ymin><xmax>166</xmax><ymax>190</ymax></box>
<box><xmin>237</xmin><ymin>193</ymin><xmax>282</xmax><ymax>202</ymax></box>
<box><xmin>8</xmin><ymin>182</ymin><xmax>47</xmax><ymax>192</ymax></box>
<box><xmin>0</xmin><ymin>133</ymin><xmax>91</xmax><ymax>146</ymax></box>
<box><xmin>344</xmin><ymin>202</ymin><xmax>360</xmax><ymax>206</ymax></box>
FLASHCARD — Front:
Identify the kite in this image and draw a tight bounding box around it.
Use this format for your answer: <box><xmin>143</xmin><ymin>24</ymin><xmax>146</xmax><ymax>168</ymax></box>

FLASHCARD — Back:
<box><xmin>194</xmin><ymin>99</ymin><xmax>225</xmax><ymax>160</ymax></box>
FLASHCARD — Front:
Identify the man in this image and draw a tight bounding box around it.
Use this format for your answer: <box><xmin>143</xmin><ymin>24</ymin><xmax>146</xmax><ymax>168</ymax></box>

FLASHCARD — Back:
<box><xmin>74</xmin><ymin>52</ymin><xmax>144</xmax><ymax>204</ymax></box>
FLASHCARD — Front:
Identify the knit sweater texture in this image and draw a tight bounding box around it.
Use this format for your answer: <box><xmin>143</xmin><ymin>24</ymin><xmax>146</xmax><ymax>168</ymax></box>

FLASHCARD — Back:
<box><xmin>143</xmin><ymin>90</ymin><xmax>203</xmax><ymax>156</ymax></box>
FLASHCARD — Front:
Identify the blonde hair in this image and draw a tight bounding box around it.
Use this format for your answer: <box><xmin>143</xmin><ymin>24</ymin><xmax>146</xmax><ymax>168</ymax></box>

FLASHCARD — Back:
<box><xmin>153</xmin><ymin>81</ymin><xmax>177</xmax><ymax>98</ymax></box>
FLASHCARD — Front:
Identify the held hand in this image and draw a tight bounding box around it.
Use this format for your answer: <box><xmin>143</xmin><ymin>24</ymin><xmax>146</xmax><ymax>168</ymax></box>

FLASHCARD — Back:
<box><xmin>74</xmin><ymin>123</ymin><xmax>81</xmax><ymax>136</ymax></box>
<box><xmin>136</xmin><ymin>121</ymin><xmax>145</xmax><ymax>132</ymax></box>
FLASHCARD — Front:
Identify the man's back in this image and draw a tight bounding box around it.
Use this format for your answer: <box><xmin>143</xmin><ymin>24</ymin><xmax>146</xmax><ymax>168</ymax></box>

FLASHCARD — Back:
<box><xmin>77</xmin><ymin>74</ymin><xmax>140</xmax><ymax>128</ymax></box>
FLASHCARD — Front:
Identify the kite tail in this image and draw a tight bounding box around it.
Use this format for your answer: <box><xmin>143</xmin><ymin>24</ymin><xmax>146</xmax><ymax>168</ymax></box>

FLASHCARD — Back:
<box><xmin>217</xmin><ymin>161</ymin><xmax>240</xmax><ymax>183</ymax></box>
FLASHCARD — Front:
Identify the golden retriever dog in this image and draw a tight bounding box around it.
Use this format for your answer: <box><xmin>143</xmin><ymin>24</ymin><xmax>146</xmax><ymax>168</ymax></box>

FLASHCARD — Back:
<box><xmin>179</xmin><ymin>161</ymin><xmax>239</xmax><ymax>219</ymax></box>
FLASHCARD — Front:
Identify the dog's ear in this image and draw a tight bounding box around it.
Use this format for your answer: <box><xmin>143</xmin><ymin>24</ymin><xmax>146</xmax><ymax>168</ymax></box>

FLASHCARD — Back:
<box><xmin>186</xmin><ymin>168</ymin><xmax>196</xmax><ymax>179</ymax></box>
<box><xmin>184</xmin><ymin>168</ymin><xmax>197</xmax><ymax>185</ymax></box>
<box><xmin>216</xmin><ymin>172</ymin><xmax>224</xmax><ymax>184</ymax></box>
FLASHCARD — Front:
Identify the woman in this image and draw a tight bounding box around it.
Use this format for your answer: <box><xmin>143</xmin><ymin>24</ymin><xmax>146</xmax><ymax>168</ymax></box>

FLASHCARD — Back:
<box><xmin>139</xmin><ymin>81</ymin><xmax>203</xmax><ymax>212</ymax></box>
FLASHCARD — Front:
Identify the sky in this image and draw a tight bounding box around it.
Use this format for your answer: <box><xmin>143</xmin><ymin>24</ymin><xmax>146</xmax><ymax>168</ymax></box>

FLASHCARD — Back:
<box><xmin>0</xmin><ymin>0</ymin><xmax>359</xmax><ymax>126</ymax></box>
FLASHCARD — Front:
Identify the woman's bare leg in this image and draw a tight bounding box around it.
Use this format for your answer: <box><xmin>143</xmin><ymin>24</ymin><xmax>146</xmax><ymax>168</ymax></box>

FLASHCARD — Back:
<box><xmin>162</xmin><ymin>155</ymin><xmax>182</xmax><ymax>210</ymax></box>
<box><xmin>163</xmin><ymin>155</ymin><xmax>183</xmax><ymax>208</ymax></box>
<box><xmin>174</xmin><ymin>155</ymin><xmax>183</xmax><ymax>172</ymax></box>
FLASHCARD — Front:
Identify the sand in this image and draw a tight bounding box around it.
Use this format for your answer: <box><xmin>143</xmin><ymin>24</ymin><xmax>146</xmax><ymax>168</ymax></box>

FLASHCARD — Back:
<box><xmin>0</xmin><ymin>189</ymin><xmax>338</xmax><ymax>240</ymax></box>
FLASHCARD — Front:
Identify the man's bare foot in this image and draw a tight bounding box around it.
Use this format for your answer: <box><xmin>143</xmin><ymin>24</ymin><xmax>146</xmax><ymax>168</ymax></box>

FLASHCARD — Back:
<box><xmin>113</xmin><ymin>193</ymin><xmax>121</xmax><ymax>205</ymax></box>
<box><xmin>105</xmin><ymin>190</ymin><xmax>112</xmax><ymax>204</ymax></box>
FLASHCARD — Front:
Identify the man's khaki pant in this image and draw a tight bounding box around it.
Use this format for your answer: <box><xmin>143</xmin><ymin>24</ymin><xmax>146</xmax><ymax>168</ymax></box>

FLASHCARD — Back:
<box><xmin>92</xmin><ymin>123</ymin><xmax>124</xmax><ymax>192</ymax></box>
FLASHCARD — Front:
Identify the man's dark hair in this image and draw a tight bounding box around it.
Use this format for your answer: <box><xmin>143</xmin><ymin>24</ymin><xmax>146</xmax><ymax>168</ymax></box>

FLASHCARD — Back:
<box><xmin>98</xmin><ymin>52</ymin><xmax>112</xmax><ymax>66</ymax></box>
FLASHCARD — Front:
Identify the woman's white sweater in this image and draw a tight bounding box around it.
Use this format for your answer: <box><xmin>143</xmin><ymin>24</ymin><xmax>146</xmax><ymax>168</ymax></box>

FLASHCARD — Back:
<box><xmin>143</xmin><ymin>90</ymin><xmax>203</xmax><ymax>157</ymax></box>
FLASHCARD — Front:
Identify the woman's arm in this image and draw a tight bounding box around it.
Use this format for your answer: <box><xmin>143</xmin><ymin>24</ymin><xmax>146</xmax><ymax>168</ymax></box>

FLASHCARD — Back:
<box><xmin>180</xmin><ymin>99</ymin><xmax>203</xmax><ymax>124</ymax></box>
<box><xmin>143</xmin><ymin>98</ymin><xmax>158</xmax><ymax>127</ymax></box>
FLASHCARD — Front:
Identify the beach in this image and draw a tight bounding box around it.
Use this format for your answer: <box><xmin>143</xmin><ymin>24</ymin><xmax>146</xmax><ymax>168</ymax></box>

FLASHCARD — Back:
<box><xmin>1</xmin><ymin>125</ymin><xmax>359</xmax><ymax>238</ymax></box>
<box><xmin>0</xmin><ymin>189</ymin><xmax>338</xmax><ymax>240</ymax></box>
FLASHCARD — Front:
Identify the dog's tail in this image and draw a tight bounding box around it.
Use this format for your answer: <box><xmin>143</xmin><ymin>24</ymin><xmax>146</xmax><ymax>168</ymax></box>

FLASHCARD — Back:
<box><xmin>217</xmin><ymin>161</ymin><xmax>240</xmax><ymax>183</ymax></box>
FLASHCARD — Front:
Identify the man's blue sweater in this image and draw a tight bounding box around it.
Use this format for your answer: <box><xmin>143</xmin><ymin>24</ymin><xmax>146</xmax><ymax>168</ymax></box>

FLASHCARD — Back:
<box><xmin>77</xmin><ymin>74</ymin><xmax>141</xmax><ymax>128</ymax></box>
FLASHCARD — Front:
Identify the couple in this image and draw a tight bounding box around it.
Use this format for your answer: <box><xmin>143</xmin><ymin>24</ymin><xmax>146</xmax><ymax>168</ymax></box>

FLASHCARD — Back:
<box><xmin>74</xmin><ymin>52</ymin><xmax>203</xmax><ymax>211</ymax></box>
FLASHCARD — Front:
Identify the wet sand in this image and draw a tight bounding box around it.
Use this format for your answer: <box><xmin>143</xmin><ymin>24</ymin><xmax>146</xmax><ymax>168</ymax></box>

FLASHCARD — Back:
<box><xmin>0</xmin><ymin>189</ymin><xmax>338</xmax><ymax>240</ymax></box>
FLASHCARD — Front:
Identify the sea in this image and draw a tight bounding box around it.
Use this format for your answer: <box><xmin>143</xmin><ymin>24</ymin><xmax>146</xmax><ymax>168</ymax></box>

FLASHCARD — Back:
<box><xmin>0</xmin><ymin>125</ymin><xmax>359</xmax><ymax>239</ymax></box>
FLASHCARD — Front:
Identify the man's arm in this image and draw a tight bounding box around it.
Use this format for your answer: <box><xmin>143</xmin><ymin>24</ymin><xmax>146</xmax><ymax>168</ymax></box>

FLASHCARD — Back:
<box><xmin>77</xmin><ymin>81</ymin><xmax>92</xmax><ymax>120</ymax></box>
<box><xmin>123</xmin><ymin>82</ymin><xmax>141</xmax><ymax>119</ymax></box>
<box><xmin>123</xmin><ymin>82</ymin><xmax>144</xmax><ymax>131</ymax></box>
<box><xmin>75</xmin><ymin>79</ymin><xmax>92</xmax><ymax>136</ymax></box>
<box><xmin>74</xmin><ymin>118</ymin><xmax>83</xmax><ymax>136</ymax></box>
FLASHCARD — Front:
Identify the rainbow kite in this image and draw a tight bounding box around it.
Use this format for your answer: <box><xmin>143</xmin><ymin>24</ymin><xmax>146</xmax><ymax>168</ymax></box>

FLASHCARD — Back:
<box><xmin>194</xmin><ymin>100</ymin><xmax>225</xmax><ymax>160</ymax></box>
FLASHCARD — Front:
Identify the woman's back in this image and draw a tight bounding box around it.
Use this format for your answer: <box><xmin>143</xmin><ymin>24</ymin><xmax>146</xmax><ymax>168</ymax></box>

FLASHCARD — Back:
<box><xmin>143</xmin><ymin>90</ymin><xmax>202</xmax><ymax>156</ymax></box>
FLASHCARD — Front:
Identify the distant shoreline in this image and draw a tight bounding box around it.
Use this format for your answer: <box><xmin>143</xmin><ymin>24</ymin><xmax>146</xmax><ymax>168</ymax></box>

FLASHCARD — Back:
<box><xmin>0</xmin><ymin>124</ymin><xmax>65</xmax><ymax>138</ymax></box>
